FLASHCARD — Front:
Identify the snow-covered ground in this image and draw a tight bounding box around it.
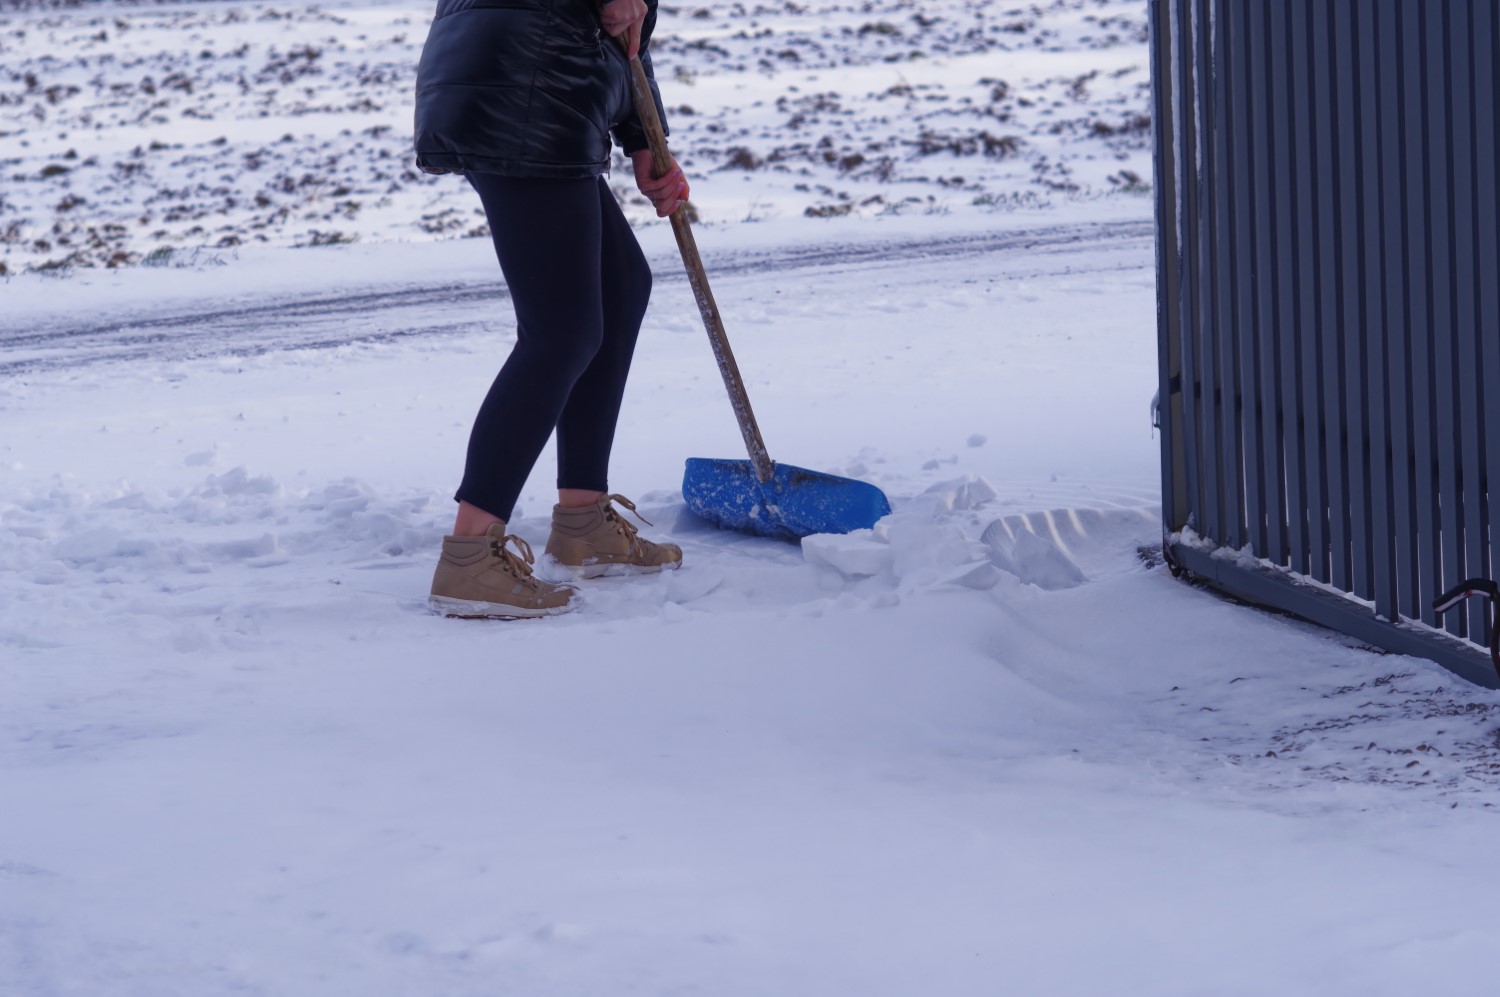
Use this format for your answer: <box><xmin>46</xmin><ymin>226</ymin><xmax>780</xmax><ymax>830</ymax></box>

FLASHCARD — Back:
<box><xmin>4</xmin><ymin>2</ymin><xmax>1500</xmax><ymax>996</ymax></box>
<box><xmin>6</xmin><ymin>205</ymin><xmax>1500</xmax><ymax>995</ymax></box>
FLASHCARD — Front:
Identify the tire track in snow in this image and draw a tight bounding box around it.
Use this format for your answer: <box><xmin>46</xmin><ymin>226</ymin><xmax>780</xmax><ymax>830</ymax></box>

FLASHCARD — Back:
<box><xmin>0</xmin><ymin>218</ymin><xmax>1151</xmax><ymax>375</ymax></box>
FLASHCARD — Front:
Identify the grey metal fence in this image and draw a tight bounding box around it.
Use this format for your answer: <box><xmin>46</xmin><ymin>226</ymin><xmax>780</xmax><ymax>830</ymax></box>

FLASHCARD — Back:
<box><xmin>1151</xmin><ymin>0</ymin><xmax>1500</xmax><ymax>687</ymax></box>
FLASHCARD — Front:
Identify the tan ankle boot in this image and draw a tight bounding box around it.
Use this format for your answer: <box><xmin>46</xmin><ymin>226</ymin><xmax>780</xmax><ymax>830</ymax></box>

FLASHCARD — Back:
<box><xmin>429</xmin><ymin>524</ymin><xmax>577</xmax><ymax>618</ymax></box>
<box><xmin>545</xmin><ymin>494</ymin><xmax>683</xmax><ymax>578</ymax></box>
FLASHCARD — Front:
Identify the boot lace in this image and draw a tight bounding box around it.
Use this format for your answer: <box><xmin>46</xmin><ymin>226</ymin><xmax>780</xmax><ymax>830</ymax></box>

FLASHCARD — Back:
<box><xmin>602</xmin><ymin>493</ymin><xmax>654</xmax><ymax>558</ymax></box>
<box><xmin>489</xmin><ymin>533</ymin><xmax>540</xmax><ymax>588</ymax></box>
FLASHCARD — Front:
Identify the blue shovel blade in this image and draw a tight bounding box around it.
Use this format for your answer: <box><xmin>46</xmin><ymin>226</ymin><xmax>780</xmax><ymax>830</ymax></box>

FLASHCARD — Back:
<box><xmin>682</xmin><ymin>458</ymin><xmax>892</xmax><ymax>541</ymax></box>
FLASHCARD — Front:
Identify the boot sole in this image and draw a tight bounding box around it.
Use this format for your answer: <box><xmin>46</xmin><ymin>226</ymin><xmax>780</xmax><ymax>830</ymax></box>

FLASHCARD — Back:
<box><xmin>428</xmin><ymin>595</ymin><xmax>577</xmax><ymax>620</ymax></box>
<box><xmin>561</xmin><ymin>560</ymin><xmax>684</xmax><ymax>580</ymax></box>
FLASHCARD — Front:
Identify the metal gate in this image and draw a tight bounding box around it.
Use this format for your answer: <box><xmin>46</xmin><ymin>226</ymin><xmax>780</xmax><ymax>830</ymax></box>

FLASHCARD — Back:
<box><xmin>1151</xmin><ymin>0</ymin><xmax>1500</xmax><ymax>687</ymax></box>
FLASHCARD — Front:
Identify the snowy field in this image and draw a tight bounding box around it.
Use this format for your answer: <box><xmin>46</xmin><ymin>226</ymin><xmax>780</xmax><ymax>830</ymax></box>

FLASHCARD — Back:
<box><xmin>0</xmin><ymin>0</ymin><xmax>1150</xmax><ymax>273</ymax></box>
<box><xmin>5</xmin><ymin>2</ymin><xmax>1500</xmax><ymax>996</ymax></box>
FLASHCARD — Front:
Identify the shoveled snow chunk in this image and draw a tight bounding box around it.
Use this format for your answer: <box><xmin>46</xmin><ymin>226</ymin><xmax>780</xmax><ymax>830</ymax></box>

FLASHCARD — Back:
<box><xmin>923</xmin><ymin>474</ymin><xmax>998</xmax><ymax>511</ymax></box>
<box><xmin>981</xmin><ymin>521</ymin><xmax>1087</xmax><ymax>590</ymax></box>
<box><xmin>888</xmin><ymin>520</ymin><xmax>978</xmax><ymax>580</ymax></box>
<box><xmin>802</xmin><ymin>528</ymin><xmax>893</xmax><ymax>579</ymax></box>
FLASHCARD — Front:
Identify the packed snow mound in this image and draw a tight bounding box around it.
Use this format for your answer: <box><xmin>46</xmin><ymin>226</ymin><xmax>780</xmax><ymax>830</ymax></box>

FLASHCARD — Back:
<box><xmin>981</xmin><ymin>521</ymin><xmax>1087</xmax><ymax>590</ymax></box>
<box><xmin>800</xmin><ymin>476</ymin><xmax>1157</xmax><ymax>597</ymax></box>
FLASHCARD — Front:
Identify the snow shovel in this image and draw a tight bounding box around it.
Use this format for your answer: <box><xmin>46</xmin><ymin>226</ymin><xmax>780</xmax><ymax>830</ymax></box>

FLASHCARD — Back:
<box><xmin>626</xmin><ymin>56</ymin><xmax>892</xmax><ymax>541</ymax></box>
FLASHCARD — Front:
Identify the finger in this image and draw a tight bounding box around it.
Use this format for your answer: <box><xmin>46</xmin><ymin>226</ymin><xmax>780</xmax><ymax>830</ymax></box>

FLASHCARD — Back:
<box><xmin>646</xmin><ymin>190</ymin><xmax>674</xmax><ymax>216</ymax></box>
<box><xmin>639</xmin><ymin>170</ymin><xmax>682</xmax><ymax>195</ymax></box>
<box><xmin>653</xmin><ymin>167</ymin><xmax>684</xmax><ymax>189</ymax></box>
<box><xmin>644</xmin><ymin>176</ymin><xmax>681</xmax><ymax>197</ymax></box>
<box><xmin>626</xmin><ymin>22</ymin><xmax>641</xmax><ymax>60</ymax></box>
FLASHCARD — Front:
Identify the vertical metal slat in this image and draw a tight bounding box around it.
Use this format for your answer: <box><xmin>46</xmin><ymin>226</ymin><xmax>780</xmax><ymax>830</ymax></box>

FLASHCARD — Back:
<box><xmin>1268</xmin><ymin>0</ymin><xmax>1306</xmax><ymax>575</ymax></box>
<box><xmin>1230</xmin><ymin>0</ymin><xmax>1265</xmax><ymax>557</ymax></box>
<box><xmin>1359</xmin><ymin>2</ymin><xmax>1394</xmax><ymax>623</ymax></box>
<box><xmin>1151</xmin><ymin>0</ymin><xmax>1187</xmax><ymax>535</ymax></box>
<box><xmin>1191</xmin><ymin>0</ymin><xmax>1221</xmax><ymax>544</ymax></box>
<box><xmin>1376</xmin><ymin>0</ymin><xmax>1415</xmax><ymax>623</ymax></box>
<box><xmin>1416</xmin><ymin>0</ymin><xmax>1452</xmax><ymax>629</ymax></box>
<box><xmin>1313</xmin><ymin>0</ymin><xmax>1349</xmax><ymax>592</ymax></box>
<box><xmin>1172</xmin><ymin>0</ymin><xmax>1204</xmax><ymax>539</ymax></box>
<box><xmin>1211</xmin><ymin>0</ymin><xmax>1243</xmax><ymax>549</ymax></box>
<box><xmin>1338</xmin><ymin>1</ymin><xmax>1372</xmax><ymax>600</ymax></box>
<box><xmin>1449</xmin><ymin>0</ymin><xmax>1485</xmax><ymax>643</ymax></box>
<box><xmin>1475</xmin><ymin>0</ymin><xmax>1500</xmax><ymax>623</ymax></box>
<box><xmin>1288</xmin><ymin>0</ymin><xmax>1323</xmax><ymax>579</ymax></box>
<box><xmin>1250</xmin><ymin>1</ymin><xmax>1286</xmax><ymax>566</ymax></box>
<box><xmin>1425</xmin><ymin>2</ymin><xmax>1461</xmax><ymax>636</ymax></box>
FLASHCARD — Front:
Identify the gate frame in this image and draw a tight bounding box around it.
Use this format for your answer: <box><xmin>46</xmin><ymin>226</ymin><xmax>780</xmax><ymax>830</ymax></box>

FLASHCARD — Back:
<box><xmin>1150</xmin><ymin>0</ymin><xmax>1499</xmax><ymax>689</ymax></box>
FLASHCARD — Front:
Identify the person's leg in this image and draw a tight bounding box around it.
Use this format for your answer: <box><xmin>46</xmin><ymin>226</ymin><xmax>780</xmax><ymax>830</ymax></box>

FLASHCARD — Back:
<box><xmin>552</xmin><ymin>177</ymin><xmax>653</xmax><ymax>504</ymax></box>
<box><xmin>542</xmin><ymin>180</ymin><xmax>680</xmax><ymax>575</ymax></box>
<box><xmin>454</xmin><ymin>172</ymin><xmax>606</xmax><ymax>532</ymax></box>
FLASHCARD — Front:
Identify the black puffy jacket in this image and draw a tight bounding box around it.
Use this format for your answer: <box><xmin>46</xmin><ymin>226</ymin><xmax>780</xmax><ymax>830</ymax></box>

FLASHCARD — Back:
<box><xmin>413</xmin><ymin>0</ymin><xmax>669</xmax><ymax>177</ymax></box>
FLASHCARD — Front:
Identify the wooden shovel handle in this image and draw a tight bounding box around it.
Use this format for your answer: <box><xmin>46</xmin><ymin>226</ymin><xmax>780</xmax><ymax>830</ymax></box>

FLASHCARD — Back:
<box><xmin>625</xmin><ymin>56</ymin><xmax>776</xmax><ymax>484</ymax></box>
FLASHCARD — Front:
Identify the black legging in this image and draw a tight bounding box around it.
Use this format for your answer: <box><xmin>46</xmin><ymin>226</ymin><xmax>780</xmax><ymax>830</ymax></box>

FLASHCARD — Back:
<box><xmin>456</xmin><ymin>172</ymin><xmax>652</xmax><ymax>522</ymax></box>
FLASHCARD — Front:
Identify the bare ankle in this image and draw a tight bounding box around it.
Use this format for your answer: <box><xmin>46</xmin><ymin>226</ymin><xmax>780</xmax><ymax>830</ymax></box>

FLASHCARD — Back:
<box><xmin>557</xmin><ymin>488</ymin><xmax>605</xmax><ymax>509</ymax></box>
<box><xmin>453</xmin><ymin>500</ymin><xmax>505</xmax><ymax>537</ymax></box>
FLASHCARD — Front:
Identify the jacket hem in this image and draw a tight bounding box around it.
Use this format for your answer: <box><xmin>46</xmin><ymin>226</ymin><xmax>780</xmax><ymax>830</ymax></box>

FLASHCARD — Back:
<box><xmin>414</xmin><ymin>153</ymin><xmax>610</xmax><ymax>179</ymax></box>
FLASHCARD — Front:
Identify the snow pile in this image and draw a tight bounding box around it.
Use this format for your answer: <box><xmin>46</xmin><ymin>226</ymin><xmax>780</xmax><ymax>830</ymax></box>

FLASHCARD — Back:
<box><xmin>804</xmin><ymin>473</ymin><xmax>1158</xmax><ymax>599</ymax></box>
<box><xmin>981</xmin><ymin>518</ymin><xmax>1087</xmax><ymax>590</ymax></box>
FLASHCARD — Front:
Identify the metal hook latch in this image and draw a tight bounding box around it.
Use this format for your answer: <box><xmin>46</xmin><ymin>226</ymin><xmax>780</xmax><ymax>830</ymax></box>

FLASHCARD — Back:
<box><xmin>1432</xmin><ymin>579</ymin><xmax>1500</xmax><ymax>680</ymax></box>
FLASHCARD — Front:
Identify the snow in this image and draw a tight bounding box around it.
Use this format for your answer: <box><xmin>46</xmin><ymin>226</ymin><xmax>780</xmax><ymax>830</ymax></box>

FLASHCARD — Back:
<box><xmin>981</xmin><ymin>515</ymin><xmax>1089</xmax><ymax>590</ymax></box>
<box><xmin>0</xmin><ymin>0</ymin><xmax>1151</xmax><ymax>273</ymax></box>
<box><xmin>4</xmin><ymin>2</ymin><xmax>1500</xmax><ymax>996</ymax></box>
